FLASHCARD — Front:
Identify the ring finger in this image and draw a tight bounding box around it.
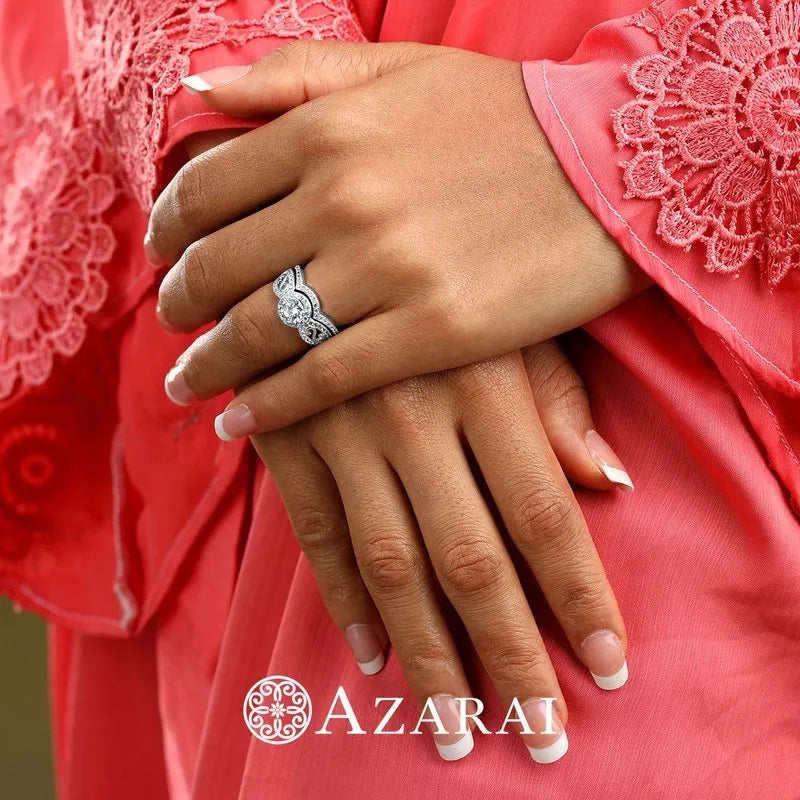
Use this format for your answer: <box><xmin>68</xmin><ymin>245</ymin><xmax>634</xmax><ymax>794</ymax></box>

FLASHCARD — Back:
<box><xmin>323</xmin><ymin>443</ymin><xmax>478</xmax><ymax>761</ymax></box>
<box><xmin>392</xmin><ymin>428</ymin><xmax>570</xmax><ymax>763</ymax></box>
<box><xmin>164</xmin><ymin>257</ymin><xmax>376</xmax><ymax>407</ymax></box>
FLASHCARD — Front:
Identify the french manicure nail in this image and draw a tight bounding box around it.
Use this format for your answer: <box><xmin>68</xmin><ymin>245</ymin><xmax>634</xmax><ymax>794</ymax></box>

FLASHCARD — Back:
<box><xmin>181</xmin><ymin>65</ymin><xmax>253</xmax><ymax>94</ymax></box>
<box><xmin>580</xmin><ymin>630</ymin><xmax>628</xmax><ymax>690</ymax></box>
<box><xmin>585</xmin><ymin>429</ymin><xmax>634</xmax><ymax>491</ymax></box>
<box><xmin>430</xmin><ymin>694</ymin><xmax>474</xmax><ymax>761</ymax></box>
<box><xmin>164</xmin><ymin>365</ymin><xmax>195</xmax><ymax>406</ymax></box>
<box><xmin>214</xmin><ymin>405</ymin><xmax>258</xmax><ymax>442</ymax></box>
<box><xmin>520</xmin><ymin>699</ymin><xmax>568</xmax><ymax>764</ymax></box>
<box><xmin>344</xmin><ymin>624</ymin><xmax>385</xmax><ymax>676</ymax></box>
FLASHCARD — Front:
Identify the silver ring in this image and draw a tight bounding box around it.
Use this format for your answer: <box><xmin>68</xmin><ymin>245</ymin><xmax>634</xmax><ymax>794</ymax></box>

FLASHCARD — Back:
<box><xmin>273</xmin><ymin>265</ymin><xmax>339</xmax><ymax>346</ymax></box>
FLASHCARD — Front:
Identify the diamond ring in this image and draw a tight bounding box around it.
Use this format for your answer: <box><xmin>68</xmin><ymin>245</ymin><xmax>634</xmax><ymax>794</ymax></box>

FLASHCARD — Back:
<box><xmin>273</xmin><ymin>265</ymin><xmax>339</xmax><ymax>346</ymax></box>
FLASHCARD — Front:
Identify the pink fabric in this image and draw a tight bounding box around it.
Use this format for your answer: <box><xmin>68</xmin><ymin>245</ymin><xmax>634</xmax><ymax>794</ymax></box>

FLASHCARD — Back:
<box><xmin>0</xmin><ymin>0</ymin><xmax>365</xmax><ymax>634</ymax></box>
<box><xmin>1</xmin><ymin>0</ymin><xmax>799</xmax><ymax>798</ymax></box>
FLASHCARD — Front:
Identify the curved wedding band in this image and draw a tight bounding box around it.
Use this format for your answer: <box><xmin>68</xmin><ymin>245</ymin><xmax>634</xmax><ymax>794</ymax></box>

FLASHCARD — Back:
<box><xmin>273</xmin><ymin>265</ymin><xmax>339</xmax><ymax>346</ymax></box>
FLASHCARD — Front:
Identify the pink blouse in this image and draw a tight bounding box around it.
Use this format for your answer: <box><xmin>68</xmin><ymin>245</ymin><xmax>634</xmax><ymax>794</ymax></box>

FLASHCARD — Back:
<box><xmin>2</xmin><ymin>2</ymin><xmax>799</xmax><ymax>798</ymax></box>
<box><xmin>3</xmin><ymin>0</ymin><xmax>797</xmax><ymax>635</ymax></box>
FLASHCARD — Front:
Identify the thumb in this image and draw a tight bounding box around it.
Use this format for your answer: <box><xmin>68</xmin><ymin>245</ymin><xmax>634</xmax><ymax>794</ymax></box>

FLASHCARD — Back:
<box><xmin>523</xmin><ymin>341</ymin><xmax>635</xmax><ymax>493</ymax></box>
<box><xmin>180</xmin><ymin>40</ymin><xmax>435</xmax><ymax>117</ymax></box>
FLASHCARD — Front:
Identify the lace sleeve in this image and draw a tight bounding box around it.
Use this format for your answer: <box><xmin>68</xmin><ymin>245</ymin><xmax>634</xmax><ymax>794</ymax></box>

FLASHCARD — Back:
<box><xmin>0</xmin><ymin>0</ymin><xmax>366</xmax><ymax>405</ymax></box>
<box><xmin>523</xmin><ymin>0</ymin><xmax>800</xmax><ymax>398</ymax></box>
<box><xmin>69</xmin><ymin>0</ymin><xmax>366</xmax><ymax>213</ymax></box>
<box><xmin>0</xmin><ymin>0</ymin><xmax>366</xmax><ymax>633</ymax></box>
<box><xmin>522</xmin><ymin>0</ymin><xmax>800</xmax><ymax>509</ymax></box>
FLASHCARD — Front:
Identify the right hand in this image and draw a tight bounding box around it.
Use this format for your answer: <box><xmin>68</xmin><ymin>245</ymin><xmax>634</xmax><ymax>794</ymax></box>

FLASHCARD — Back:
<box><xmin>252</xmin><ymin>340</ymin><xmax>632</xmax><ymax>764</ymax></box>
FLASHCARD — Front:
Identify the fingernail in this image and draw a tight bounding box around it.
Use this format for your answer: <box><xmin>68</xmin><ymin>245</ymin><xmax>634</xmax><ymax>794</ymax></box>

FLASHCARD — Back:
<box><xmin>214</xmin><ymin>405</ymin><xmax>258</xmax><ymax>442</ymax></box>
<box><xmin>181</xmin><ymin>65</ymin><xmax>253</xmax><ymax>94</ymax></box>
<box><xmin>430</xmin><ymin>694</ymin><xmax>474</xmax><ymax>761</ymax></box>
<box><xmin>155</xmin><ymin>303</ymin><xmax>180</xmax><ymax>333</ymax></box>
<box><xmin>580</xmin><ymin>630</ymin><xmax>628</xmax><ymax>690</ymax></box>
<box><xmin>520</xmin><ymin>699</ymin><xmax>568</xmax><ymax>764</ymax></box>
<box><xmin>344</xmin><ymin>624</ymin><xmax>385</xmax><ymax>676</ymax></box>
<box><xmin>164</xmin><ymin>365</ymin><xmax>195</xmax><ymax>406</ymax></box>
<box><xmin>144</xmin><ymin>231</ymin><xmax>164</xmax><ymax>267</ymax></box>
<box><xmin>585</xmin><ymin>430</ymin><xmax>634</xmax><ymax>491</ymax></box>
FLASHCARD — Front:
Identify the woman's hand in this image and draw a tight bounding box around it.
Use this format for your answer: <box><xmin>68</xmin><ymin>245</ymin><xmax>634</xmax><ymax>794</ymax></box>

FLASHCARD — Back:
<box><xmin>148</xmin><ymin>41</ymin><xmax>649</xmax><ymax>440</ymax></box>
<box><xmin>252</xmin><ymin>340</ymin><xmax>632</xmax><ymax>764</ymax></box>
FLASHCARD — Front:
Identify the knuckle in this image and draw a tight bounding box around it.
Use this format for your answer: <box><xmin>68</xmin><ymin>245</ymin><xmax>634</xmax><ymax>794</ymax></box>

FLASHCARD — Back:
<box><xmin>453</xmin><ymin>355</ymin><xmax>521</xmax><ymax>406</ymax></box>
<box><xmin>307</xmin><ymin>348</ymin><xmax>360</xmax><ymax>402</ymax></box>
<box><xmin>509</xmin><ymin>483</ymin><xmax>578</xmax><ymax>544</ymax></box>
<box><xmin>421</xmin><ymin>279</ymin><xmax>475</xmax><ymax>343</ymax></box>
<box><xmin>322</xmin><ymin>580</ymin><xmax>363</xmax><ymax>610</ymax></box>
<box><xmin>370</xmin><ymin>380</ymin><xmax>430</xmax><ymax>432</ymax></box>
<box><xmin>276</xmin><ymin>39</ymin><xmax>314</xmax><ymax>66</ymax></box>
<box><xmin>179</xmin><ymin>239</ymin><xmax>216</xmax><ymax>307</ymax></box>
<box><xmin>172</xmin><ymin>160</ymin><xmax>205</xmax><ymax>229</ymax></box>
<box><xmin>316</xmin><ymin>170</ymin><xmax>385</xmax><ymax>226</ymax></box>
<box><xmin>292</xmin><ymin>506</ymin><xmax>346</xmax><ymax>558</ymax></box>
<box><xmin>223</xmin><ymin>301</ymin><xmax>270</xmax><ymax>360</ymax></box>
<box><xmin>528</xmin><ymin>346</ymin><xmax>588</xmax><ymax>410</ymax></box>
<box><xmin>399</xmin><ymin>643</ymin><xmax>455</xmax><ymax>686</ymax></box>
<box><xmin>314</xmin><ymin>101</ymin><xmax>363</xmax><ymax>153</ymax></box>
<box><xmin>437</xmin><ymin>533</ymin><xmax>505</xmax><ymax>599</ymax></box>
<box><xmin>358</xmin><ymin>532</ymin><xmax>421</xmax><ymax>593</ymax></box>
<box><xmin>542</xmin><ymin>361</ymin><xmax>588</xmax><ymax>410</ymax></box>
<box><xmin>376</xmin><ymin>223</ymin><xmax>430</xmax><ymax>282</ymax></box>
<box><xmin>484</xmin><ymin>642</ymin><xmax>551</xmax><ymax>686</ymax></box>
<box><xmin>557</xmin><ymin>578</ymin><xmax>610</xmax><ymax>626</ymax></box>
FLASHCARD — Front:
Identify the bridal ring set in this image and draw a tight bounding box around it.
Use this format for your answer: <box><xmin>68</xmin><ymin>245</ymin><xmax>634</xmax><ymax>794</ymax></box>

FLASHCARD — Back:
<box><xmin>274</xmin><ymin>265</ymin><xmax>339</xmax><ymax>346</ymax></box>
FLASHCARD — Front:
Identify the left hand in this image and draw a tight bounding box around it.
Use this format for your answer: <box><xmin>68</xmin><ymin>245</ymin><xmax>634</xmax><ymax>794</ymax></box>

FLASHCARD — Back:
<box><xmin>149</xmin><ymin>41</ymin><xmax>648</xmax><ymax>440</ymax></box>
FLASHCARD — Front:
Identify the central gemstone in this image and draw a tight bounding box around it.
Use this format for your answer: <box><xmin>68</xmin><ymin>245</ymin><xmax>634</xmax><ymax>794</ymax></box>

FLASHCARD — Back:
<box><xmin>278</xmin><ymin>295</ymin><xmax>311</xmax><ymax>326</ymax></box>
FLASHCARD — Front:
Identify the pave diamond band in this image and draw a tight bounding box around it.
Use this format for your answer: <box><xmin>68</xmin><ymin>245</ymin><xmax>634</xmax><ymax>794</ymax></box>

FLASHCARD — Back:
<box><xmin>274</xmin><ymin>265</ymin><xmax>339</xmax><ymax>346</ymax></box>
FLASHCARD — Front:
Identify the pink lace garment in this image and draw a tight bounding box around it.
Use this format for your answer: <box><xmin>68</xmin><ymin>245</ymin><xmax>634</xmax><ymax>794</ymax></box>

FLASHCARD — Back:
<box><xmin>1</xmin><ymin>1</ymin><xmax>799</xmax><ymax>798</ymax></box>
<box><xmin>0</xmin><ymin>0</ymin><xmax>366</xmax><ymax>632</ymax></box>
<box><xmin>615</xmin><ymin>0</ymin><xmax>800</xmax><ymax>286</ymax></box>
<box><xmin>1</xmin><ymin>0</ymin><xmax>364</xmax><ymax>404</ymax></box>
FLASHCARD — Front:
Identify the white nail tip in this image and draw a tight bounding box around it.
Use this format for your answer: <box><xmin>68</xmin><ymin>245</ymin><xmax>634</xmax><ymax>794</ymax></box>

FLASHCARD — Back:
<box><xmin>528</xmin><ymin>731</ymin><xmax>569</xmax><ymax>764</ymax></box>
<box><xmin>600</xmin><ymin>463</ymin><xmax>635</xmax><ymax>492</ymax></box>
<box><xmin>181</xmin><ymin>75</ymin><xmax>214</xmax><ymax>92</ymax></box>
<box><xmin>435</xmin><ymin>730</ymin><xmax>474</xmax><ymax>762</ymax></box>
<box><xmin>214</xmin><ymin>413</ymin><xmax>235</xmax><ymax>442</ymax></box>
<box><xmin>164</xmin><ymin>369</ymin><xmax>190</xmax><ymax>407</ymax></box>
<box><xmin>591</xmin><ymin>661</ymin><xmax>629</xmax><ymax>691</ymax></box>
<box><xmin>357</xmin><ymin>653</ymin><xmax>385</xmax><ymax>676</ymax></box>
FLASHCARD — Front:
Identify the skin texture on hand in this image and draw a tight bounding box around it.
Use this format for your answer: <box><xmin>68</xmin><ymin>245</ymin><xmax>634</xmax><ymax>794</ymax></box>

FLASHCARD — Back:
<box><xmin>250</xmin><ymin>342</ymin><xmax>632</xmax><ymax>763</ymax></box>
<box><xmin>154</xmin><ymin>47</ymin><xmax>638</xmax><ymax>763</ymax></box>
<box><xmin>148</xmin><ymin>41</ymin><xmax>650</xmax><ymax>438</ymax></box>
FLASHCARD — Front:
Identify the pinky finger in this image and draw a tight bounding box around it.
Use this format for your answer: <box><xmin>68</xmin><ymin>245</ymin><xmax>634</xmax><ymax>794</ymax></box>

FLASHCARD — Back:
<box><xmin>215</xmin><ymin>313</ymin><xmax>420</xmax><ymax>438</ymax></box>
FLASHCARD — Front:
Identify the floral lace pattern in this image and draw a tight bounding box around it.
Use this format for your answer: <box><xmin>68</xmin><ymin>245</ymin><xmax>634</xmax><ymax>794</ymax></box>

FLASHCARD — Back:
<box><xmin>614</xmin><ymin>0</ymin><xmax>800</xmax><ymax>285</ymax></box>
<box><xmin>0</xmin><ymin>78</ymin><xmax>115</xmax><ymax>401</ymax></box>
<box><xmin>70</xmin><ymin>0</ymin><xmax>365</xmax><ymax>212</ymax></box>
<box><xmin>0</xmin><ymin>0</ymin><xmax>364</xmax><ymax>401</ymax></box>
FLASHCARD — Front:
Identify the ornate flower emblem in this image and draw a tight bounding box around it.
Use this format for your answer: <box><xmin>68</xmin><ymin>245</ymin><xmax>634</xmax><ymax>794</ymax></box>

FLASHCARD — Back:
<box><xmin>243</xmin><ymin>676</ymin><xmax>313</xmax><ymax>744</ymax></box>
<box><xmin>0</xmin><ymin>79</ymin><xmax>116</xmax><ymax>400</ymax></box>
<box><xmin>614</xmin><ymin>0</ymin><xmax>800</xmax><ymax>285</ymax></box>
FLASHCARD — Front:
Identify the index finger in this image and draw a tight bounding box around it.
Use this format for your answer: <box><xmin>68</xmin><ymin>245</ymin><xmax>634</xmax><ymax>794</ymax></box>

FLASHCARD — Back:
<box><xmin>145</xmin><ymin>105</ymin><xmax>312</xmax><ymax>265</ymax></box>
